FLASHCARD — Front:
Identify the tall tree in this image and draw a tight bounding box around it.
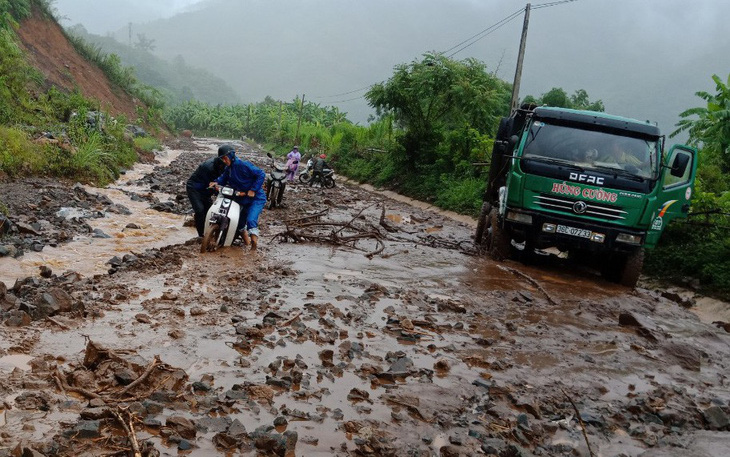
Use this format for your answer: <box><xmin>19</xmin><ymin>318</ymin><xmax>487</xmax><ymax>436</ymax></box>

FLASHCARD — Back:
<box><xmin>523</xmin><ymin>87</ymin><xmax>604</xmax><ymax>112</ymax></box>
<box><xmin>365</xmin><ymin>52</ymin><xmax>510</xmax><ymax>168</ymax></box>
<box><xmin>672</xmin><ymin>73</ymin><xmax>730</xmax><ymax>171</ymax></box>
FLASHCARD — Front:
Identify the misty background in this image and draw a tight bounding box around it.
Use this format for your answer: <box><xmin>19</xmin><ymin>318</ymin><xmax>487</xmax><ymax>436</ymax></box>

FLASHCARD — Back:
<box><xmin>54</xmin><ymin>0</ymin><xmax>730</xmax><ymax>139</ymax></box>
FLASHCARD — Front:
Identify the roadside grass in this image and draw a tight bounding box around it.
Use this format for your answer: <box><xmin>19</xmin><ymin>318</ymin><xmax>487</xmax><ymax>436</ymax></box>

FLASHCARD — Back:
<box><xmin>133</xmin><ymin>136</ymin><xmax>160</xmax><ymax>153</ymax></box>
<box><xmin>0</xmin><ymin>126</ymin><xmax>44</xmax><ymax>176</ymax></box>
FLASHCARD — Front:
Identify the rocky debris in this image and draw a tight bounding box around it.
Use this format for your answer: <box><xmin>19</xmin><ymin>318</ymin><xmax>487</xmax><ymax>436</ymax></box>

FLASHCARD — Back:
<box><xmin>0</xmin><ymin>179</ymin><xmax>127</xmax><ymax>257</ymax></box>
<box><xmin>618</xmin><ymin>311</ymin><xmax>661</xmax><ymax>341</ymax></box>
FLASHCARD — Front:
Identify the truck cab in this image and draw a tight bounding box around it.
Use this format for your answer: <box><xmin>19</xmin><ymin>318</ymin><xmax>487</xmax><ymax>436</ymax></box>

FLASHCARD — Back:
<box><xmin>475</xmin><ymin>106</ymin><xmax>697</xmax><ymax>286</ymax></box>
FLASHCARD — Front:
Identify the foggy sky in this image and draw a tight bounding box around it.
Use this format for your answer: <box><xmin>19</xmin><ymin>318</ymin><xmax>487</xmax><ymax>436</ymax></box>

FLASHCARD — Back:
<box><xmin>53</xmin><ymin>0</ymin><xmax>730</xmax><ymax>139</ymax></box>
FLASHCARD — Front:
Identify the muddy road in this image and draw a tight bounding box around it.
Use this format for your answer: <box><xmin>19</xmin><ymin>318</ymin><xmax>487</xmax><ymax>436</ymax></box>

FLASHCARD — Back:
<box><xmin>1</xmin><ymin>138</ymin><xmax>729</xmax><ymax>457</ymax></box>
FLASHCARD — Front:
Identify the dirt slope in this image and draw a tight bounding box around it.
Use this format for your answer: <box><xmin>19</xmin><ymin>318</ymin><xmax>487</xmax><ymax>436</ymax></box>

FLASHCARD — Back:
<box><xmin>15</xmin><ymin>8</ymin><xmax>141</xmax><ymax>120</ymax></box>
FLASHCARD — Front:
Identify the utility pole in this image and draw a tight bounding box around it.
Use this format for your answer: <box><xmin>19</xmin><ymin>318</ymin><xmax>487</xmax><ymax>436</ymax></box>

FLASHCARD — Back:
<box><xmin>295</xmin><ymin>94</ymin><xmax>305</xmax><ymax>145</ymax></box>
<box><xmin>510</xmin><ymin>3</ymin><xmax>531</xmax><ymax>113</ymax></box>
<box><xmin>278</xmin><ymin>101</ymin><xmax>283</xmax><ymax>145</ymax></box>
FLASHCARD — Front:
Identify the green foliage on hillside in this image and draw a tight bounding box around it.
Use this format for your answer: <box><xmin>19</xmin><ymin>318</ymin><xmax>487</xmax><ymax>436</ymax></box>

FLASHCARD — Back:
<box><xmin>0</xmin><ymin>0</ymin><xmax>158</xmax><ymax>185</ymax></box>
<box><xmin>66</xmin><ymin>25</ymin><xmax>241</xmax><ymax>106</ymax></box>
<box><xmin>646</xmin><ymin>73</ymin><xmax>730</xmax><ymax>298</ymax></box>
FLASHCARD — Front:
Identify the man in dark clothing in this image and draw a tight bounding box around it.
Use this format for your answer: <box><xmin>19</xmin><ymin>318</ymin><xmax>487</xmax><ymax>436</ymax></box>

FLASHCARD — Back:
<box><xmin>186</xmin><ymin>145</ymin><xmax>229</xmax><ymax>237</ymax></box>
<box><xmin>309</xmin><ymin>154</ymin><xmax>330</xmax><ymax>187</ymax></box>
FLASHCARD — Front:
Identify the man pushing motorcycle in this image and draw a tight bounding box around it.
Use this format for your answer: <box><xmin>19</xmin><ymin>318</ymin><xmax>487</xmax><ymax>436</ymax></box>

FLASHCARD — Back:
<box><xmin>214</xmin><ymin>145</ymin><xmax>267</xmax><ymax>251</ymax></box>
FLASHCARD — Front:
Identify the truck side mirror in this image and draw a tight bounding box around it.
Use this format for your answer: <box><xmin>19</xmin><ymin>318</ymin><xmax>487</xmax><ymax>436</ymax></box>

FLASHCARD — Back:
<box><xmin>670</xmin><ymin>153</ymin><xmax>689</xmax><ymax>177</ymax></box>
<box><xmin>508</xmin><ymin>135</ymin><xmax>520</xmax><ymax>146</ymax></box>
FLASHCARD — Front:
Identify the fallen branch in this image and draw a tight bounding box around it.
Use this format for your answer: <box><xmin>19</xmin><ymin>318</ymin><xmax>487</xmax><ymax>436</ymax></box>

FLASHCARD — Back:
<box><xmin>118</xmin><ymin>356</ymin><xmax>162</xmax><ymax>397</ymax></box>
<box><xmin>283</xmin><ymin>209</ymin><xmax>329</xmax><ymax>226</ymax></box>
<box><xmin>499</xmin><ymin>265</ymin><xmax>560</xmax><ymax>306</ymax></box>
<box><xmin>384</xmin><ymin>396</ymin><xmax>431</xmax><ymax>422</ymax></box>
<box><xmin>111</xmin><ymin>408</ymin><xmax>142</xmax><ymax>457</ymax></box>
<box><xmin>561</xmin><ymin>387</ymin><xmax>596</xmax><ymax>457</ymax></box>
<box><xmin>379</xmin><ymin>204</ymin><xmax>399</xmax><ymax>233</ymax></box>
<box><xmin>280</xmin><ymin>312</ymin><xmax>303</xmax><ymax>327</ymax></box>
<box><xmin>54</xmin><ymin>368</ymin><xmax>104</xmax><ymax>401</ymax></box>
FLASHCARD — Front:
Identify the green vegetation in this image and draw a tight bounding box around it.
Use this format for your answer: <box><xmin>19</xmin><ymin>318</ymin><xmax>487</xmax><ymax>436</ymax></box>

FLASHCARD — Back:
<box><xmin>133</xmin><ymin>136</ymin><xmax>161</xmax><ymax>153</ymax></box>
<box><xmin>522</xmin><ymin>87</ymin><xmax>605</xmax><ymax>111</ymax></box>
<box><xmin>646</xmin><ymin>73</ymin><xmax>730</xmax><ymax>298</ymax></box>
<box><xmin>0</xmin><ymin>0</ymin><xmax>160</xmax><ymax>185</ymax></box>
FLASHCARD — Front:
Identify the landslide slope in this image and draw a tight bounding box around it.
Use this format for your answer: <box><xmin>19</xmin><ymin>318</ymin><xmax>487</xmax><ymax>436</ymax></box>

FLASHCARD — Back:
<box><xmin>14</xmin><ymin>5</ymin><xmax>141</xmax><ymax>120</ymax></box>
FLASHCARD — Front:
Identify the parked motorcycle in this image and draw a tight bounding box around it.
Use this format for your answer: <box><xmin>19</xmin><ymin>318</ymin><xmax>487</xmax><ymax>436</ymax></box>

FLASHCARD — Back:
<box><xmin>321</xmin><ymin>168</ymin><xmax>336</xmax><ymax>188</ymax></box>
<box><xmin>298</xmin><ymin>158</ymin><xmax>314</xmax><ymax>183</ymax></box>
<box><xmin>265</xmin><ymin>152</ymin><xmax>287</xmax><ymax>209</ymax></box>
<box><xmin>200</xmin><ymin>185</ymin><xmax>244</xmax><ymax>253</ymax></box>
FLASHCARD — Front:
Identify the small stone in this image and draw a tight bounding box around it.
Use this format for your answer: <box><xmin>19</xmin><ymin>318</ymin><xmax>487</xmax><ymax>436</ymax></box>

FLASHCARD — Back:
<box><xmin>189</xmin><ymin>307</ymin><xmax>205</xmax><ymax>316</ymax></box>
<box><xmin>319</xmin><ymin>349</ymin><xmax>334</xmax><ymax>367</ymax></box>
<box><xmin>39</xmin><ymin>265</ymin><xmax>52</xmax><ymax>278</ymax></box>
<box><xmin>273</xmin><ymin>416</ymin><xmax>288</xmax><ymax>427</ymax></box>
<box><xmin>135</xmin><ymin>314</ymin><xmax>151</xmax><ymax>324</ymax></box>
<box><xmin>434</xmin><ymin>359</ymin><xmax>451</xmax><ymax>372</ymax></box>
<box><xmin>166</xmin><ymin>416</ymin><xmax>196</xmax><ymax>439</ymax></box>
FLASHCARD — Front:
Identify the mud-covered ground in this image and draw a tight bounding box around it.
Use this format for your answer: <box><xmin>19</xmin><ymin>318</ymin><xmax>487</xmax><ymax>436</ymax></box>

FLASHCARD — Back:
<box><xmin>1</xmin><ymin>138</ymin><xmax>729</xmax><ymax>457</ymax></box>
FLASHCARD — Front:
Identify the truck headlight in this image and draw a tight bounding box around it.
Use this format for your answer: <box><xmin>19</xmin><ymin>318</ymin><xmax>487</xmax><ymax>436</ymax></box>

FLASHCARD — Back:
<box><xmin>506</xmin><ymin>211</ymin><xmax>532</xmax><ymax>224</ymax></box>
<box><xmin>616</xmin><ymin>233</ymin><xmax>642</xmax><ymax>245</ymax></box>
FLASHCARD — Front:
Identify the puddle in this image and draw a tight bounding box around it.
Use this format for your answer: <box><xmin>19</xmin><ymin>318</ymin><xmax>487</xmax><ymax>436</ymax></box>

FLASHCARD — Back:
<box><xmin>0</xmin><ymin>354</ymin><xmax>33</xmax><ymax>371</ymax></box>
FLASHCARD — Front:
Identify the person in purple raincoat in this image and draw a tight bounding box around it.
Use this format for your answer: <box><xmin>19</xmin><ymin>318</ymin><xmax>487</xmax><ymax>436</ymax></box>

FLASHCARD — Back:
<box><xmin>285</xmin><ymin>146</ymin><xmax>301</xmax><ymax>183</ymax></box>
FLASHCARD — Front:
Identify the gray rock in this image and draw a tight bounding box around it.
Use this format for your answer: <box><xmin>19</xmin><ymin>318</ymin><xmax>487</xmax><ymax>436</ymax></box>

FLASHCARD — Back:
<box><xmin>69</xmin><ymin>420</ymin><xmax>101</xmax><ymax>439</ymax></box>
<box><xmin>703</xmin><ymin>406</ymin><xmax>730</xmax><ymax>430</ymax></box>
<box><xmin>92</xmin><ymin>228</ymin><xmax>111</xmax><ymax>239</ymax></box>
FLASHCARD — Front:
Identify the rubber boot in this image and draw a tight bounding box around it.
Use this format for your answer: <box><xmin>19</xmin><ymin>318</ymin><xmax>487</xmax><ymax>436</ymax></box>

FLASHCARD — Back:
<box><xmin>241</xmin><ymin>230</ymin><xmax>250</xmax><ymax>246</ymax></box>
<box><xmin>250</xmin><ymin>234</ymin><xmax>258</xmax><ymax>251</ymax></box>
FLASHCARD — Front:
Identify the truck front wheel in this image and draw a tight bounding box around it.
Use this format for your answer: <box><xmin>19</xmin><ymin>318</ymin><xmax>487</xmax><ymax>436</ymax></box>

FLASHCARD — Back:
<box><xmin>603</xmin><ymin>248</ymin><xmax>644</xmax><ymax>287</ymax></box>
<box><xmin>474</xmin><ymin>202</ymin><xmax>491</xmax><ymax>246</ymax></box>
<box><xmin>484</xmin><ymin>208</ymin><xmax>511</xmax><ymax>261</ymax></box>
<box><xmin>619</xmin><ymin>248</ymin><xmax>644</xmax><ymax>288</ymax></box>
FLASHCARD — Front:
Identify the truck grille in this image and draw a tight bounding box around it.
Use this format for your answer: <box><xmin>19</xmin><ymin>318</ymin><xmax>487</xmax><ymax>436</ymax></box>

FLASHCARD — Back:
<box><xmin>534</xmin><ymin>194</ymin><xmax>628</xmax><ymax>221</ymax></box>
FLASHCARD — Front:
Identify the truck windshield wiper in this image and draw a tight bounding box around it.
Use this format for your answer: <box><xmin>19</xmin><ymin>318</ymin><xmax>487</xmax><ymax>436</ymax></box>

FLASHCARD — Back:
<box><xmin>592</xmin><ymin>165</ymin><xmax>647</xmax><ymax>182</ymax></box>
<box><xmin>522</xmin><ymin>156</ymin><xmax>585</xmax><ymax>172</ymax></box>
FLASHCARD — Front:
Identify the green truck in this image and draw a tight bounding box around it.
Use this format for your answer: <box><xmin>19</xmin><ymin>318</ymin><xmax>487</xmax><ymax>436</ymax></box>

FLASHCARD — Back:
<box><xmin>475</xmin><ymin>106</ymin><xmax>697</xmax><ymax>286</ymax></box>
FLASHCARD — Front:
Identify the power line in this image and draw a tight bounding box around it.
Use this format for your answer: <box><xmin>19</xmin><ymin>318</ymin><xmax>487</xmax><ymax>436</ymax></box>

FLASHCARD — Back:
<box><xmin>447</xmin><ymin>10</ymin><xmax>524</xmax><ymax>58</ymax></box>
<box><xmin>441</xmin><ymin>7</ymin><xmax>524</xmax><ymax>56</ymax></box>
<box><xmin>313</xmin><ymin>85</ymin><xmax>372</xmax><ymax>100</ymax></box>
<box><xmin>532</xmin><ymin>0</ymin><xmax>579</xmax><ymax>10</ymax></box>
<box><xmin>313</xmin><ymin>0</ymin><xmax>579</xmax><ymax>102</ymax></box>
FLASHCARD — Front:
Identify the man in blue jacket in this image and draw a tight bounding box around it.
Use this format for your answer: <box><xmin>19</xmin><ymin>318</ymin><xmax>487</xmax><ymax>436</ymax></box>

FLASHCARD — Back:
<box><xmin>216</xmin><ymin>147</ymin><xmax>267</xmax><ymax>251</ymax></box>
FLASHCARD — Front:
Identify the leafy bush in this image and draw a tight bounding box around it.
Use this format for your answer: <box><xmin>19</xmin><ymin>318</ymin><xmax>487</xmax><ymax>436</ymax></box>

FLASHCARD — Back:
<box><xmin>646</xmin><ymin>189</ymin><xmax>730</xmax><ymax>299</ymax></box>
<box><xmin>0</xmin><ymin>126</ymin><xmax>43</xmax><ymax>175</ymax></box>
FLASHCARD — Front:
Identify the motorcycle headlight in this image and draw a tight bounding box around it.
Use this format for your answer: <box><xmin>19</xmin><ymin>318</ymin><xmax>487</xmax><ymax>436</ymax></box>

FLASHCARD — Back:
<box><xmin>221</xmin><ymin>187</ymin><xmax>234</xmax><ymax>196</ymax></box>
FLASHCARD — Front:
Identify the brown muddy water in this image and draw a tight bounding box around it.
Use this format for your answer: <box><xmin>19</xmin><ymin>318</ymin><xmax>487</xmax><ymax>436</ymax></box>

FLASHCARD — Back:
<box><xmin>1</xmin><ymin>137</ymin><xmax>729</xmax><ymax>457</ymax></box>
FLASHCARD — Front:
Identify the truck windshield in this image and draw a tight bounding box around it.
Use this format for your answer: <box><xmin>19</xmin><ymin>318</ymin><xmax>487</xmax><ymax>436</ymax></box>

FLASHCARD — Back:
<box><xmin>522</xmin><ymin>121</ymin><xmax>658</xmax><ymax>179</ymax></box>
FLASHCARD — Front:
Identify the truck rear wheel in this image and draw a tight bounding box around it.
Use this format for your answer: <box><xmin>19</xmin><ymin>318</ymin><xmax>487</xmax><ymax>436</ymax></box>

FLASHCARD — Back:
<box><xmin>474</xmin><ymin>202</ymin><xmax>491</xmax><ymax>246</ymax></box>
<box><xmin>484</xmin><ymin>208</ymin><xmax>511</xmax><ymax>261</ymax></box>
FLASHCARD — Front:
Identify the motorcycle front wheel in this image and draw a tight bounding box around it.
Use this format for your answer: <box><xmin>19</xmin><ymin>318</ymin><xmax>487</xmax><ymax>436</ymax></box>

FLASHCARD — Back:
<box><xmin>323</xmin><ymin>177</ymin><xmax>335</xmax><ymax>188</ymax></box>
<box><xmin>299</xmin><ymin>172</ymin><xmax>310</xmax><ymax>183</ymax></box>
<box><xmin>200</xmin><ymin>223</ymin><xmax>221</xmax><ymax>253</ymax></box>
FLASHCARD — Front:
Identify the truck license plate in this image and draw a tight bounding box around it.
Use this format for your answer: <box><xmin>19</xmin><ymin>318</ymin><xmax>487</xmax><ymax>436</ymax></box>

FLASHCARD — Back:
<box><xmin>556</xmin><ymin>225</ymin><xmax>592</xmax><ymax>239</ymax></box>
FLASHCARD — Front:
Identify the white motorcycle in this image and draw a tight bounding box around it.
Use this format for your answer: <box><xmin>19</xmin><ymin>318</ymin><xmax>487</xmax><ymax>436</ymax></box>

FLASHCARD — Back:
<box><xmin>200</xmin><ymin>185</ymin><xmax>244</xmax><ymax>253</ymax></box>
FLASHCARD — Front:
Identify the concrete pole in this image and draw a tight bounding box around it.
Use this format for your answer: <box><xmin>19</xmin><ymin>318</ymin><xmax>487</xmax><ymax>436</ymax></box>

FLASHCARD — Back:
<box><xmin>510</xmin><ymin>3</ymin><xmax>531</xmax><ymax>113</ymax></box>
